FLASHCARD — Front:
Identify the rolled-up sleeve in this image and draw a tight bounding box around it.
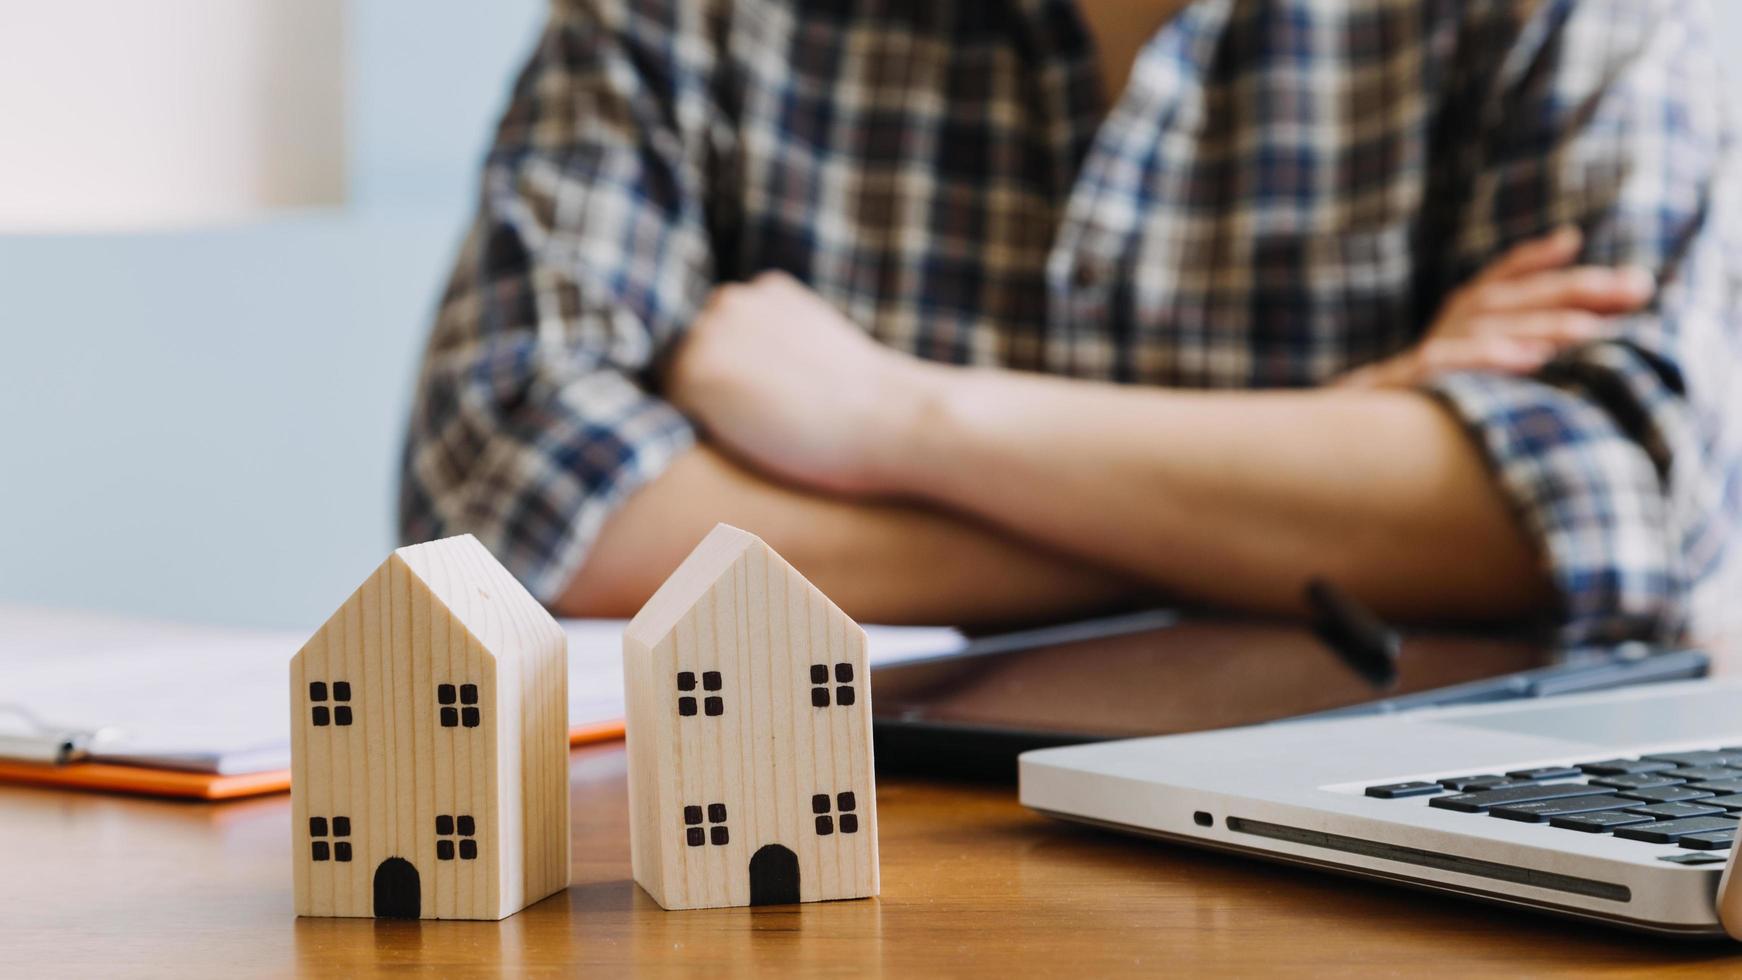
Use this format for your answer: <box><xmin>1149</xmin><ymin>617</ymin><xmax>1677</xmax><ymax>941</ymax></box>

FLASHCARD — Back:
<box><xmin>399</xmin><ymin>0</ymin><xmax>729</xmax><ymax>601</ymax></box>
<box><xmin>1424</xmin><ymin>0</ymin><xmax>1742</xmax><ymax>647</ymax></box>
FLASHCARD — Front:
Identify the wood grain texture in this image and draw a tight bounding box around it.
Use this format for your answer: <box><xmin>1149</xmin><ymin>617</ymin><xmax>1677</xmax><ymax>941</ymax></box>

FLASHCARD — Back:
<box><xmin>290</xmin><ymin>534</ymin><xmax>569</xmax><ymax>920</ymax></box>
<box><xmin>1720</xmin><ymin>846</ymin><xmax>1742</xmax><ymax>939</ymax></box>
<box><xmin>5</xmin><ymin>741</ymin><xmax>1738</xmax><ymax>977</ymax></box>
<box><xmin>625</xmin><ymin>524</ymin><xmax>879</xmax><ymax>910</ymax></box>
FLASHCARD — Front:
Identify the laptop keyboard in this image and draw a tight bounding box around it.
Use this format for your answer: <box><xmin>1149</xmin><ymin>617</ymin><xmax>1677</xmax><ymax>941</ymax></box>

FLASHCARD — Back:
<box><xmin>1365</xmin><ymin>747</ymin><xmax>1742</xmax><ymax>857</ymax></box>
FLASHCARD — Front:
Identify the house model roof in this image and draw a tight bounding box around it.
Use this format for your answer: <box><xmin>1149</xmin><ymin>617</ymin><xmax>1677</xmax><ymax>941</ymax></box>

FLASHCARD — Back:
<box><xmin>384</xmin><ymin>534</ymin><xmax>562</xmax><ymax>662</ymax></box>
<box><xmin>625</xmin><ymin>524</ymin><xmax>846</xmax><ymax>650</ymax></box>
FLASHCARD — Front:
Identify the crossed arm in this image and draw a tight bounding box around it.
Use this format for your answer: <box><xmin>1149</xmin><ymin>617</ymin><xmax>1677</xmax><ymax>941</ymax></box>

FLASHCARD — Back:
<box><xmin>559</xmin><ymin>231</ymin><xmax>1652</xmax><ymax>626</ymax></box>
<box><xmin>419</xmin><ymin>2</ymin><xmax>1725</xmax><ymax>638</ymax></box>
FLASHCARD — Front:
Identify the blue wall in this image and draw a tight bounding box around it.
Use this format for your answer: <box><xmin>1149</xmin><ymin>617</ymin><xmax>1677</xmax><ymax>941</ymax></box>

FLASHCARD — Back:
<box><xmin>0</xmin><ymin>0</ymin><xmax>546</xmax><ymax>629</ymax></box>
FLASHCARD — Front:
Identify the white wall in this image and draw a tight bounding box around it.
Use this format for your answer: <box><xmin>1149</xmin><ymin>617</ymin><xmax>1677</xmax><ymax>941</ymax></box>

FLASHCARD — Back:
<box><xmin>1</xmin><ymin>2</ymin><xmax>1739</xmax><ymax>630</ymax></box>
<box><xmin>0</xmin><ymin>0</ymin><xmax>545</xmax><ymax>629</ymax></box>
<box><xmin>0</xmin><ymin>0</ymin><xmax>346</xmax><ymax>230</ymax></box>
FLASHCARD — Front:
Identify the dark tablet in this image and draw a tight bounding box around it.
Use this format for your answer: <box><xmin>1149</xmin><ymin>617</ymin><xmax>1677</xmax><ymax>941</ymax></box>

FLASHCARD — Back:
<box><xmin>869</xmin><ymin>610</ymin><xmax>1553</xmax><ymax>782</ymax></box>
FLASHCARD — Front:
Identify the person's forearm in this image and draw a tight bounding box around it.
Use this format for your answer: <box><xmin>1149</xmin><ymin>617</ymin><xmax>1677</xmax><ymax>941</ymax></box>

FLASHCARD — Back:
<box><xmin>879</xmin><ymin>370</ymin><xmax>1554</xmax><ymax>622</ymax></box>
<box><xmin>555</xmin><ymin>445</ymin><xmax>1144</xmax><ymax>625</ymax></box>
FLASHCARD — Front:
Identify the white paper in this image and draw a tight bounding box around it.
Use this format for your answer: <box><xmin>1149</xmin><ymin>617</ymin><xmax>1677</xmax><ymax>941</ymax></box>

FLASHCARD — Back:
<box><xmin>0</xmin><ymin>605</ymin><xmax>964</xmax><ymax>775</ymax></box>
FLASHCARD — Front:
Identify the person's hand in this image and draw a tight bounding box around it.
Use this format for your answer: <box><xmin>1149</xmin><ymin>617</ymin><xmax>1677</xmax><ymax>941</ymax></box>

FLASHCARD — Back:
<box><xmin>665</xmin><ymin>271</ymin><xmax>942</xmax><ymax>495</ymax></box>
<box><xmin>1336</xmin><ymin>227</ymin><xmax>1655</xmax><ymax>388</ymax></box>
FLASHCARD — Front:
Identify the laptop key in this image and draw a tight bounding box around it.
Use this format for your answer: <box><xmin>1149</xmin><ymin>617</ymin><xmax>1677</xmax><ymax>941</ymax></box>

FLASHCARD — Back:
<box><xmin>1618</xmin><ymin>786</ymin><xmax>1717</xmax><ymax>804</ymax></box>
<box><xmin>1579</xmin><ymin>759</ymin><xmax>1677</xmax><ymax>776</ymax></box>
<box><xmin>1678</xmin><ymin>831</ymin><xmax>1736</xmax><ymax>851</ymax></box>
<box><xmin>1690</xmin><ymin>779</ymin><xmax>1742</xmax><ymax>794</ymax></box>
<box><xmin>1437</xmin><ymin>775</ymin><xmax>1528</xmax><ymax>792</ymax></box>
<box><xmin>1700</xmin><ymin>794</ymin><xmax>1742</xmax><ymax>812</ymax></box>
<box><xmin>1662</xmin><ymin>767</ymin><xmax>1742</xmax><ymax>782</ymax></box>
<box><xmin>1505</xmin><ymin>766</ymin><xmax>1583</xmax><ymax>781</ymax></box>
<box><xmin>1614</xmin><ymin>817</ymin><xmax>1739</xmax><ymax>844</ymax></box>
<box><xmin>1588</xmin><ymin>773</ymin><xmax>1685</xmax><ymax>790</ymax></box>
<box><xmin>1661</xmin><ymin>852</ymin><xmax>1729</xmax><ymax>865</ymax></box>
<box><xmin>1625</xmin><ymin>801</ymin><xmax>1728</xmax><ymax>820</ymax></box>
<box><xmin>1365</xmin><ymin>781</ymin><xmax>1442</xmax><ymax>799</ymax></box>
<box><xmin>1430</xmin><ymin>782</ymin><xmax>1611</xmax><ymax>813</ymax></box>
<box><xmin>1489</xmin><ymin>796</ymin><xmax>1634</xmax><ymax>823</ymax></box>
<box><xmin>1551</xmin><ymin>811</ymin><xmax>1654</xmax><ymax>832</ymax></box>
<box><xmin>1643</xmin><ymin>751</ymin><xmax>1742</xmax><ymax>768</ymax></box>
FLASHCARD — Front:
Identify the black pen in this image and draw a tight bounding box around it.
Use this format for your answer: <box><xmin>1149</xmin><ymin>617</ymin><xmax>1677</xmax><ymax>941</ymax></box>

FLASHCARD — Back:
<box><xmin>1304</xmin><ymin>577</ymin><xmax>1401</xmax><ymax>690</ymax></box>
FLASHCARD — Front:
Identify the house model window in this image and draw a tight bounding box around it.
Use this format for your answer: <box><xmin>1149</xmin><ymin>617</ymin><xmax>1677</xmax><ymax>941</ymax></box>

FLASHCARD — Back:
<box><xmin>676</xmin><ymin>670</ymin><xmax>724</xmax><ymax>716</ymax></box>
<box><xmin>309</xmin><ymin>815</ymin><xmax>352</xmax><ymax>861</ymax></box>
<box><xmin>809</xmin><ymin>662</ymin><xmax>855</xmax><ymax>707</ymax></box>
<box><xmin>438</xmin><ymin>683</ymin><xmax>480</xmax><ymax>728</ymax></box>
<box><xmin>309</xmin><ymin>680</ymin><xmax>353</xmax><ymax>726</ymax></box>
<box><xmin>812</xmin><ymin>792</ymin><xmax>859</xmax><ymax>836</ymax></box>
<box><xmin>435</xmin><ymin>814</ymin><xmax>478</xmax><ymax>860</ymax></box>
<box><xmin>684</xmin><ymin>803</ymin><xmax>730</xmax><ymax>846</ymax></box>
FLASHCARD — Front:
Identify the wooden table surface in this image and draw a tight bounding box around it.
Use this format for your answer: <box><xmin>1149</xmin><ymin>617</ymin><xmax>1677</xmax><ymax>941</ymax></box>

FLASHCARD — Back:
<box><xmin>6</xmin><ymin>744</ymin><xmax>1742</xmax><ymax>977</ymax></box>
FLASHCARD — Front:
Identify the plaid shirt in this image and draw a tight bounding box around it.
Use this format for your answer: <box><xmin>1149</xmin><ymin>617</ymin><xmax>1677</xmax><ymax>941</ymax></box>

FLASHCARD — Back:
<box><xmin>402</xmin><ymin>0</ymin><xmax>1742</xmax><ymax>647</ymax></box>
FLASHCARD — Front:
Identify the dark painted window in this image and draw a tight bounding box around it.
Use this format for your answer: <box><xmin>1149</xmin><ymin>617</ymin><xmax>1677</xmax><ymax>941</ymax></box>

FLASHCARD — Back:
<box><xmin>683</xmin><ymin>801</ymin><xmax>729</xmax><ymax>847</ymax></box>
<box><xmin>439</xmin><ymin>682</ymin><xmax>481</xmax><ymax>728</ymax></box>
<box><xmin>309</xmin><ymin>679</ymin><xmax>353</xmax><ymax>726</ymax></box>
<box><xmin>810</xmin><ymin>662</ymin><xmax>857</xmax><ymax>709</ymax></box>
<box><xmin>678</xmin><ymin>670</ymin><xmax>725</xmax><ymax>717</ymax></box>
<box><xmin>813</xmin><ymin>790</ymin><xmax>861</xmax><ymax>835</ymax></box>
<box><xmin>310</xmin><ymin>813</ymin><xmax>352</xmax><ymax>861</ymax></box>
<box><xmin>436</xmin><ymin>813</ymin><xmax>478</xmax><ymax>860</ymax></box>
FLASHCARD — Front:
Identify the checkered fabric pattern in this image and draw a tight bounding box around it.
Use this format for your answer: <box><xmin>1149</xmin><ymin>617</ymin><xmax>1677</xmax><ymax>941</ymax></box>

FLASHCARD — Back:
<box><xmin>401</xmin><ymin>0</ymin><xmax>1742</xmax><ymax>647</ymax></box>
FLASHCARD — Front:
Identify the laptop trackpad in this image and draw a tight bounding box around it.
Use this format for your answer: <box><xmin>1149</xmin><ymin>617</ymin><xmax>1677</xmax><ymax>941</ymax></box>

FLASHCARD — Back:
<box><xmin>1438</xmin><ymin>686</ymin><xmax>1742</xmax><ymax>748</ymax></box>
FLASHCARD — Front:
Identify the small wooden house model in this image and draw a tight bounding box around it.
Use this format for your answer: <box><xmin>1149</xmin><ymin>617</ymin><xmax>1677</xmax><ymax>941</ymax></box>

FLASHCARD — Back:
<box><xmin>290</xmin><ymin>534</ymin><xmax>570</xmax><ymax>920</ymax></box>
<box><xmin>623</xmin><ymin>523</ymin><xmax>880</xmax><ymax>910</ymax></box>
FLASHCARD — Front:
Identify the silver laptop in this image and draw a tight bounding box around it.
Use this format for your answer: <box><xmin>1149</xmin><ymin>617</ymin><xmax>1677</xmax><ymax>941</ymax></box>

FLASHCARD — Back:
<box><xmin>1020</xmin><ymin>678</ymin><xmax>1742</xmax><ymax>937</ymax></box>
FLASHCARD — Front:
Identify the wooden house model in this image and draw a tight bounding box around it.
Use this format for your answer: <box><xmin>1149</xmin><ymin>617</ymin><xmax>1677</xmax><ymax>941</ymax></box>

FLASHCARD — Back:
<box><xmin>290</xmin><ymin>534</ymin><xmax>570</xmax><ymax>920</ymax></box>
<box><xmin>623</xmin><ymin>523</ymin><xmax>880</xmax><ymax>910</ymax></box>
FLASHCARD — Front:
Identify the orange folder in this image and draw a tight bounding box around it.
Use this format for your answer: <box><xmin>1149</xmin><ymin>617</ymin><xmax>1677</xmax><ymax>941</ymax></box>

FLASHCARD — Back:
<box><xmin>0</xmin><ymin>720</ymin><xmax>625</xmax><ymax>801</ymax></box>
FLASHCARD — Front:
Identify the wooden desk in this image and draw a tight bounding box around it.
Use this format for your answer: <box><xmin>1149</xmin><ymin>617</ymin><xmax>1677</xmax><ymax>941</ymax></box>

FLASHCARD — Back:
<box><xmin>3</xmin><ymin>744</ymin><xmax>1738</xmax><ymax>976</ymax></box>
